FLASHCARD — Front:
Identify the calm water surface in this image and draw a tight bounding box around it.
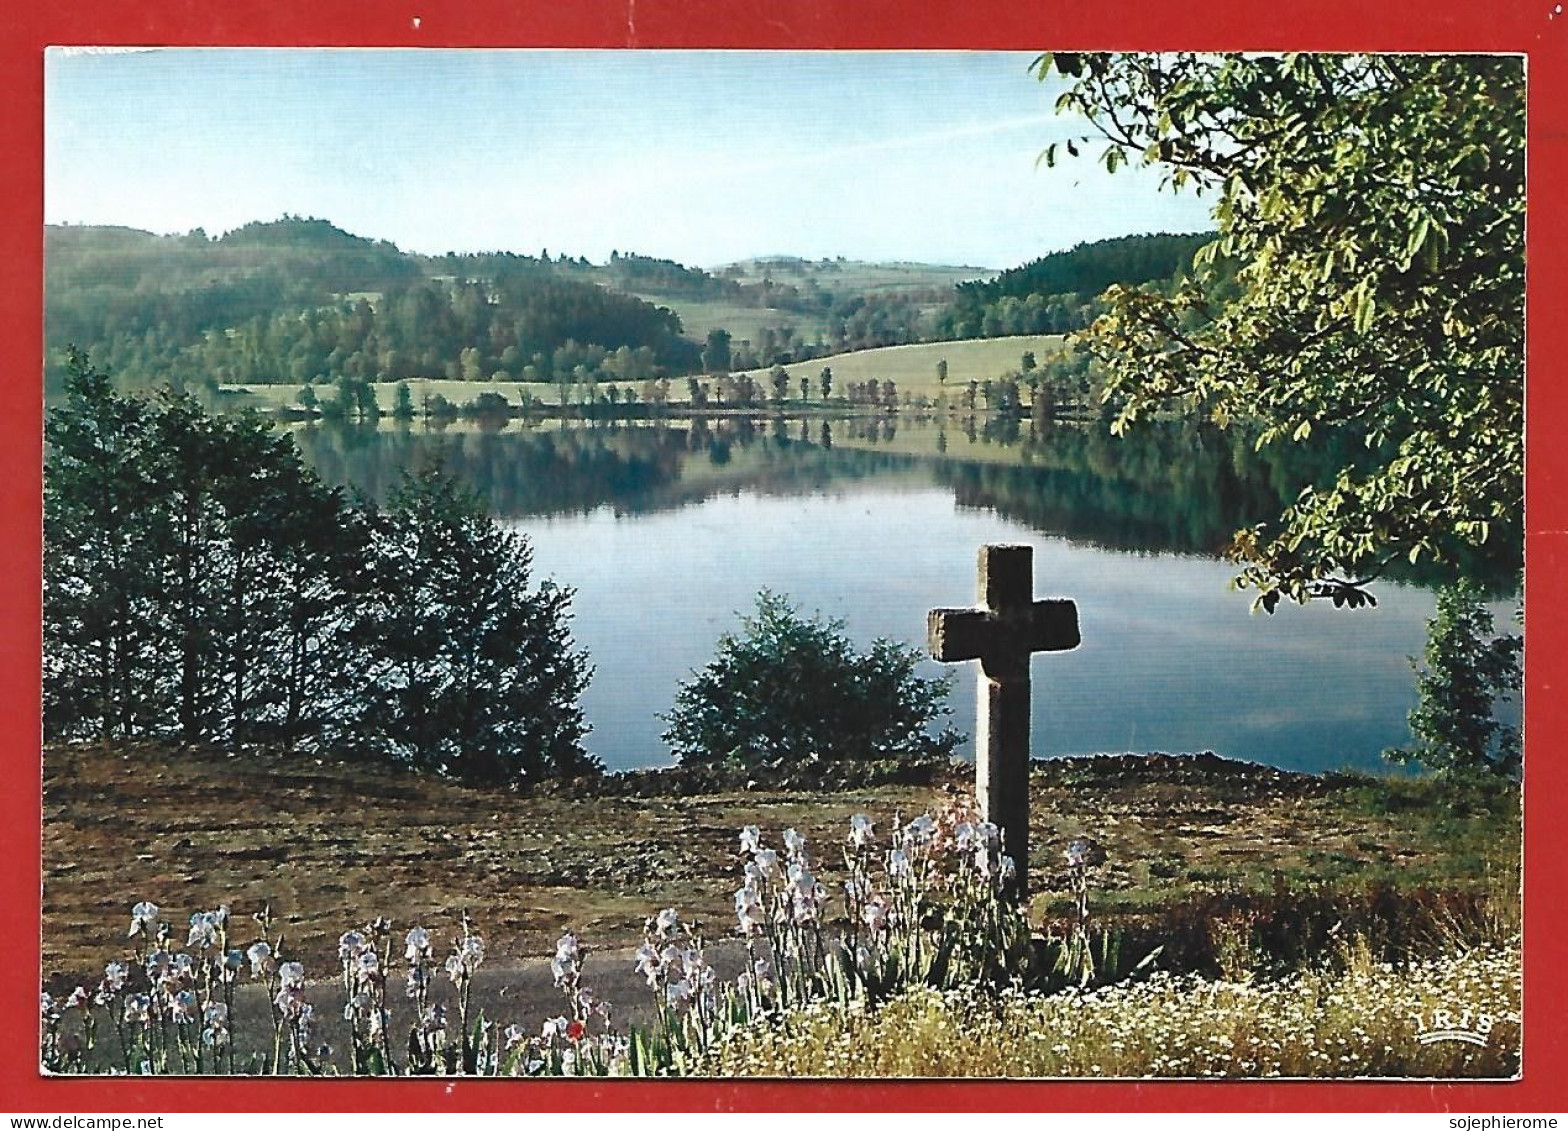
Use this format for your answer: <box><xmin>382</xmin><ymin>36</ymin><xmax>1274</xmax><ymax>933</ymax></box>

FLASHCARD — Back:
<box><xmin>520</xmin><ymin>485</ymin><xmax>1434</xmax><ymax>773</ymax></box>
<box><xmin>293</xmin><ymin>415</ymin><xmax>1517</xmax><ymax>774</ymax></box>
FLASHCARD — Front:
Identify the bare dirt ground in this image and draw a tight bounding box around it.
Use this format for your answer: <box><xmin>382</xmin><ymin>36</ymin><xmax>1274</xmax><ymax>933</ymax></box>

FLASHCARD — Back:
<box><xmin>43</xmin><ymin>740</ymin><xmax>1517</xmax><ymax>1017</ymax></box>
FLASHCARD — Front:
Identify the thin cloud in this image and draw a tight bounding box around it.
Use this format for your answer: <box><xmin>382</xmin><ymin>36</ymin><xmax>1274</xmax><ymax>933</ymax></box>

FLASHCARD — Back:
<box><xmin>724</xmin><ymin>112</ymin><xmax>1063</xmax><ymax>178</ymax></box>
<box><xmin>583</xmin><ymin>111</ymin><xmax>1067</xmax><ymax>207</ymax></box>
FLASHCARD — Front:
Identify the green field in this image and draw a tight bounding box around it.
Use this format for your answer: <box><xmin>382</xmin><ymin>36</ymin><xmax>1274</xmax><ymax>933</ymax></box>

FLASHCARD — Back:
<box><xmin>219</xmin><ymin>333</ymin><xmax>1067</xmax><ymax>413</ymax></box>
<box><xmin>715</xmin><ymin>257</ymin><xmax>993</xmax><ymax>293</ymax></box>
<box><xmin>628</xmin><ymin>259</ymin><xmax>993</xmax><ymax>344</ymax></box>
<box><xmin>734</xmin><ymin>334</ymin><xmax>1066</xmax><ymax>401</ymax></box>
<box><xmin>628</xmin><ymin>295</ymin><xmax>829</xmax><ymax>344</ymax></box>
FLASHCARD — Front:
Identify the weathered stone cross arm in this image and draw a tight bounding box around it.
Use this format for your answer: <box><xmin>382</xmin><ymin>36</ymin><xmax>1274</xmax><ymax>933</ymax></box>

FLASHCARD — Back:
<box><xmin>927</xmin><ymin>544</ymin><xmax>1080</xmax><ymax>898</ymax></box>
<box><xmin>928</xmin><ymin>599</ymin><xmax>1080</xmax><ymax>678</ymax></box>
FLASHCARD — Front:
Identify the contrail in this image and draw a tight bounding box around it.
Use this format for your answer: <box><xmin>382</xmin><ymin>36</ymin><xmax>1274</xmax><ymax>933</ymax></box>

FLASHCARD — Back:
<box><xmin>741</xmin><ymin>112</ymin><xmax>1063</xmax><ymax>173</ymax></box>
<box><xmin>608</xmin><ymin>111</ymin><xmax>1067</xmax><ymax>194</ymax></box>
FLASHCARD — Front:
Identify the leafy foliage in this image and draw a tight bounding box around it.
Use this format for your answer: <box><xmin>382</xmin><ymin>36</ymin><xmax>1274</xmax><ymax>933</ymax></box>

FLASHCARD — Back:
<box><xmin>1386</xmin><ymin>581</ymin><xmax>1522</xmax><ymax>778</ymax></box>
<box><xmin>355</xmin><ymin>467</ymin><xmax>596</xmax><ymax>783</ymax></box>
<box><xmin>44</xmin><ymin>350</ymin><xmax>595</xmax><ymax>785</ymax></box>
<box><xmin>44</xmin><ymin>349</ymin><xmax>368</xmax><ymax>745</ymax></box>
<box><xmin>45</xmin><ymin>352</ymin><xmax>171</xmax><ymax>738</ymax></box>
<box><xmin>1035</xmin><ymin>53</ymin><xmax>1523</xmax><ymax>609</ymax></box>
<box><xmin>661</xmin><ymin>591</ymin><xmax>961</xmax><ymax>769</ymax></box>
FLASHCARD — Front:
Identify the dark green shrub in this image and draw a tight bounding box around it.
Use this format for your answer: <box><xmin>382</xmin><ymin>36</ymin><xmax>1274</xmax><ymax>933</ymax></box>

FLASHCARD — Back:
<box><xmin>661</xmin><ymin>591</ymin><xmax>962</xmax><ymax>769</ymax></box>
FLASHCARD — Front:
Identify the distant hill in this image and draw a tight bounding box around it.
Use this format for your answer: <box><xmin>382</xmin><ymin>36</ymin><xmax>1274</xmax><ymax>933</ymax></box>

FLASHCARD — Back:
<box><xmin>969</xmin><ymin>232</ymin><xmax>1215</xmax><ymax>301</ymax></box>
<box><xmin>615</xmin><ymin>256</ymin><xmax>995</xmax><ymax>364</ymax></box>
<box><xmin>44</xmin><ymin>216</ymin><xmax>1213</xmax><ymax>400</ymax></box>
<box><xmin>942</xmin><ymin>231</ymin><xmax>1216</xmax><ymax>339</ymax></box>
<box><xmin>44</xmin><ymin>218</ymin><xmax>698</xmax><ymax>394</ymax></box>
<box><xmin>47</xmin><ymin>216</ymin><xmax>419</xmax><ymax>296</ymax></box>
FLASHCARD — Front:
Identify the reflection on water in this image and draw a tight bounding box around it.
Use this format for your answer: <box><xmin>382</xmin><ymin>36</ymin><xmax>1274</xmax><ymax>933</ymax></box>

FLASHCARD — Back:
<box><xmin>290</xmin><ymin>416</ymin><xmax>1521</xmax><ymax>773</ymax></box>
<box><xmin>293</xmin><ymin>414</ymin><xmax>1325</xmax><ymax>556</ymax></box>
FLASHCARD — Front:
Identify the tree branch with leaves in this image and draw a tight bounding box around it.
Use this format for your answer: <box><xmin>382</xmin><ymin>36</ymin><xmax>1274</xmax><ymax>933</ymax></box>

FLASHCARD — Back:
<box><xmin>1036</xmin><ymin>52</ymin><xmax>1523</xmax><ymax>611</ymax></box>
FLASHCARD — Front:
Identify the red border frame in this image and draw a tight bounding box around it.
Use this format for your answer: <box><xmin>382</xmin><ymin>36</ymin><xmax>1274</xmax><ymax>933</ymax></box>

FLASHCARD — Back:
<box><xmin>5</xmin><ymin>0</ymin><xmax>1565</xmax><ymax>1112</ymax></box>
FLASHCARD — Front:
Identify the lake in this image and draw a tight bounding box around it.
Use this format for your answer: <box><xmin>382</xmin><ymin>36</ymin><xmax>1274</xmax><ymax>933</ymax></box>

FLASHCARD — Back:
<box><xmin>291</xmin><ymin>413</ymin><xmax>1519</xmax><ymax>774</ymax></box>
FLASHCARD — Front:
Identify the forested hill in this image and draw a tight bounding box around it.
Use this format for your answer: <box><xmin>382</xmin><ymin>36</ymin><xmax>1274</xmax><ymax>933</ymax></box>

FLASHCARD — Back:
<box><xmin>44</xmin><ymin>217</ymin><xmax>1218</xmax><ymax>398</ymax></box>
<box><xmin>45</xmin><ymin>218</ymin><xmax>980</xmax><ymax>396</ymax></box>
<box><xmin>941</xmin><ymin>231</ymin><xmax>1216</xmax><ymax>339</ymax></box>
<box><xmin>46</xmin><ymin>219</ymin><xmax>420</xmax><ymax>320</ymax></box>
<box><xmin>43</xmin><ymin>218</ymin><xmax>701</xmax><ymax>395</ymax></box>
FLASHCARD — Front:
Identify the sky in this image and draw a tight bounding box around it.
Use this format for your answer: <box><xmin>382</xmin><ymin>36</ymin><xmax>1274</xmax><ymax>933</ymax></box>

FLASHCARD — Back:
<box><xmin>44</xmin><ymin>49</ymin><xmax>1214</xmax><ymax>270</ymax></box>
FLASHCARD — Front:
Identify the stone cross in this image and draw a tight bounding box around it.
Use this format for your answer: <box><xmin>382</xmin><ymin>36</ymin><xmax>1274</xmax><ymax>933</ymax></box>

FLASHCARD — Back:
<box><xmin>928</xmin><ymin>544</ymin><xmax>1079</xmax><ymax>896</ymax></box>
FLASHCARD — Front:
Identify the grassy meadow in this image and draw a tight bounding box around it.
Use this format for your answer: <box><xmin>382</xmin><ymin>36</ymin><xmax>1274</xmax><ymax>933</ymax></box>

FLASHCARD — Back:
<box><xmin>217</xmin><ymin>333</ymin><xmax>1067</xmax><ymax>415</ymax></box>
<box><xmin>714</xmin><ymin>258</ymin><xmax>992</xmax><ymax>292</ymax></box>
<box><xmin>42</xmin><ymin>740</ymin><xmax>1520</xmax><ymax>1077</ymax></box>
<box><xmin>627</xmin><ymin>296</ymin><xmax>827</xmax><ymax>345</ymax></box>
<box><xmin>732</xmin><ymin>334</ymin><xmax>1066</xmax><ymax>401</ymax></box>
<box><xmin>637</xmin><ymin>259</ymin><xmax>993</xmax><ymax>342</ymax></box>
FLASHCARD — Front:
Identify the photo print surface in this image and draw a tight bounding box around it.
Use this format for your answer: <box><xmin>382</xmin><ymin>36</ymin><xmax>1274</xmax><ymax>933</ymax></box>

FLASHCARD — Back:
<box><xmin>38</xmin><ymin>45</ymin><xmax>1524</xmax><ymax>1082</ymax></box>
